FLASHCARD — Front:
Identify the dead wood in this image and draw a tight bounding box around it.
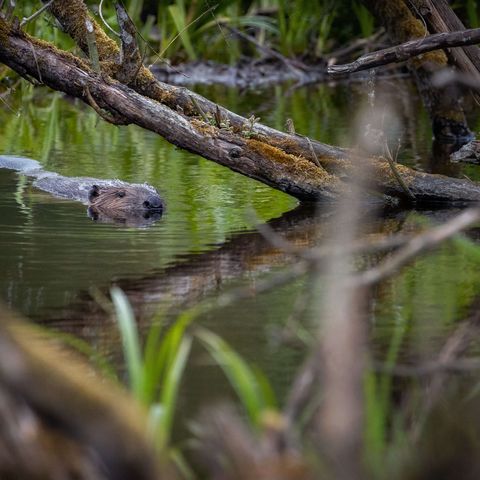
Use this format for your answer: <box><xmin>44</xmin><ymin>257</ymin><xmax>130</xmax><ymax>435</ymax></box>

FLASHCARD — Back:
<box><xmin>361</xmin><ymin>0</ymin><xmax>472</xmax><ymax>143</ymax></box>
<box><xmin>411</xmin><ymin>0</ymin><xmax>480</xmax><ymax>82</ymax></box>
<box><xmin>328</xmin><ymin>28</ymin><xmax>480</xmax><ymax>76</ymax></box>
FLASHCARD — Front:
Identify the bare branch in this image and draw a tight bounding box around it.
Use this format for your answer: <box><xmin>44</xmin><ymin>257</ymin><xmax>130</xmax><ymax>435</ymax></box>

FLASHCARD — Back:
<box><xmin>20</xmin><ymin>0</ymin><xmax>53</xmax><ymax>27</ymax></box>
<box><xmin>329</xmin><ymin>28</ymin><xmax>480</xmax><ymax>76</ymax></box>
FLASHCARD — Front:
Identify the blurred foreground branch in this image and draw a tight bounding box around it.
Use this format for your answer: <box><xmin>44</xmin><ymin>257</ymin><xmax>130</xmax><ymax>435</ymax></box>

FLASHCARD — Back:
<box><xmin>0</xmin><ymin>311</ymin><xmax>165</xmax><ymax>480</ymax></box>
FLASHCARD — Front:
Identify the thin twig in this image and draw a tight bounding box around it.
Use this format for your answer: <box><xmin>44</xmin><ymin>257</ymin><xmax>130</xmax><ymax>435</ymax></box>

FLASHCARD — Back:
<box><xmin>149</xmin><ymin>5</ymin><xmax>217</xmax><ymax>67</ymax></box>
<box><xmin>0</xmin><ymin>91</ymin><xmax>18</xmax><ymax>115</ymax></box>
<box><xmin>99</xmin><ymin>0</ymin><xmax>120</xmax><ymax>37</ymax></box>
<box><xmin>326</xmin><ymin>29</ymin><xmax>385</xmax><ymax>62</ymax></box>
<box><xmin>84</xmin><ymin>85</ymin><xmax>128</xmax><ymax>125</ymax></box>
<box><xmin>189</xmin><ymin>94</ymin><xmax>210</xmax><ymax>123</ymax></box>
<box><xmin>28</xmin><ymin>40</ymin><xmax>42</xmax><ymax>84</ymax></box>
<box><xmin>224</xmin><ymin>24</ymin><xmax>308</xmax><ymax>74</ymax></box>
<box><xmin>306</xmin><ymin>136</ymin><xmax>322</xmax><ymax>167</ymax></box>
<box><xmin>20</xmin><ymin>0</ymin><xmax>53</xmax><ymax>27</ymax></box>
<box><xmin>384</xmin><ymin>142</ymin><xmax>415</xmax><ymax>201</ymax></box>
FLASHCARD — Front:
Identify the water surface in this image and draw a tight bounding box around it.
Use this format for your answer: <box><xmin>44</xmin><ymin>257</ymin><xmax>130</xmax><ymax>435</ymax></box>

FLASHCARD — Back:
<box><xmin>2</xmin><ymin>77</ymin><xmax>480</xmax><ymax>415</ymax></box>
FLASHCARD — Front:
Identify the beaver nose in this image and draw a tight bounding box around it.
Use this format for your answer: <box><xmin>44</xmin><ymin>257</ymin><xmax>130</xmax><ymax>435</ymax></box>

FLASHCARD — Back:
<box><xmin>143</xmin><ymin>196</ymin><xmax>163</xmax><ymax>210</ymax></box>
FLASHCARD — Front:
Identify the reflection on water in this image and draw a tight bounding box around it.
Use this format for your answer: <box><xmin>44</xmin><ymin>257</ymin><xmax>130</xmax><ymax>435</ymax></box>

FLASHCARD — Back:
<box><xmin>2</xmin><ymin>79</ymin><xmax>480</xmax><ymax>412</ymax></box>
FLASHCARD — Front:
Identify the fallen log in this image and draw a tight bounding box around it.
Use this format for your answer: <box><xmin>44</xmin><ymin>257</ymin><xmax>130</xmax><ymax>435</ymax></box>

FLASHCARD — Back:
<box><xmin>1</xmin><ymin>12</ymin><xmax>480</xmax><ymax>205</ymax></box>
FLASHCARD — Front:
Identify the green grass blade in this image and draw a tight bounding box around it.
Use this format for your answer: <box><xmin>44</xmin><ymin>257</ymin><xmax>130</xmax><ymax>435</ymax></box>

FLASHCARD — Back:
<box><xmin>168</xmin><ymin>5</ymin><xmax>197</xmax><ymax>60</ymax></box>
<box><xmin>155</xmin><ymin>335</ymin><xmax>192</xmax><ymax>450</ymax></box>
<box><xmin>196</xmin><ymin>328</ymin><xmax>274</xmax><ymax>425</ymax></box>
<box><xmin>111</xmin><ymin>287</ymin><xmax>143</xmax><ymax>399</ymax></box>
<box><xmin>142</xmin><ymin>309</ymin><xmax>198</xmax><ymax>405</ymax></box>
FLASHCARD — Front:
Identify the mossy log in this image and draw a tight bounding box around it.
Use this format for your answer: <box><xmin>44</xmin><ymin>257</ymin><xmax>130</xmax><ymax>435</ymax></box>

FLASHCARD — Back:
<box><xmin>1</xmin><ymin>15</ymin><xmax>480</xmax><ymax>205</ymax></box>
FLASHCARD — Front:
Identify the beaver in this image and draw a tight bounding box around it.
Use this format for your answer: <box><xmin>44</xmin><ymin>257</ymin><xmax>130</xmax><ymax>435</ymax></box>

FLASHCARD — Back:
<box><xmin>0</xmin><ymin>156</ymin><xmax>164</xmax><ymax>226</ymax></box>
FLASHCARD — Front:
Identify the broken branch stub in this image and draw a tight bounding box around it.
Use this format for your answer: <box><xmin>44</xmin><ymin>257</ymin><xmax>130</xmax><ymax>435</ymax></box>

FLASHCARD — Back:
<box><xmin>85</xmin><ymin>19</ymin><xmax>100</xmax><ymax>73</ymax></box>
<box><xmin>115</xmin><ymin>3</ymin><xmax>142</xmax><ymax>85</ymax></box>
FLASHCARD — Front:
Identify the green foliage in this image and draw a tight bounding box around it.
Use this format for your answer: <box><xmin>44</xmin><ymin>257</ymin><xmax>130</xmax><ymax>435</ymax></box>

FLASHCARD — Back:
<box><xmin>196</xmin><ymin>328</ymin><xmax>277</xmax><ymax>426</ymax></box>
<box><xmin>11</xmin><ymin>0</ymin><xmax>379</xmax><ymax>63</ymax></box>
<box><xmin>352</xmin><ymin>1</ymin><xmax>375</xmax><ymax>38</ymax></box>
<box><xmin>363</xmin><ymin>225</ymin><xmax>480</xmax><ymax>475</ymax></box>
<box><xmin>111</xmin><ymin>287</ymin><xmax>193</xmax><ymax>450</ymax></box>
<box><xmin>167</xmin><ymin>3</ymin><xmax>198</xmax><ymax>60</ymax></box>
<box><xmin>467</xmin><ymin>0</ymin><xmax>479</xmax><ymax>28</ymax></box>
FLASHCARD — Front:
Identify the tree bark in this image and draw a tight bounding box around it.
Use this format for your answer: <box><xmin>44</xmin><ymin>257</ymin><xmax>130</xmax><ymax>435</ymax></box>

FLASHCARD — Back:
<box><xmin>411</xmin><ymin>0</ymin><xmax>480</xmax><ymax>80</ymax></box>
<box><xmin>362</xmin><ymin>0</ymin><xmax>472</xmax><ymax>143</ymax></box>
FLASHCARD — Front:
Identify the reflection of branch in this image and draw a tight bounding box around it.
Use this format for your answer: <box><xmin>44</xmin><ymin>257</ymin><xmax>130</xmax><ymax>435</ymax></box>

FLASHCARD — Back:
<box><xmin>356</xmin><ymin>207</ymin><xmax>480</xmax><ymax>286</ymax></box>
<box><xmin>226</xmin><ymin>208</ymin><xmax>480</xmax><ymax>311</ymax></box>
<box><xmin>253</xmin><ymin>213</ymin><xmax>410</xmax><ymax>260</ymax></box>
<box><xmin>329</xmin><ymin>28</ymin><xmax>480</xmax><ymax>76</ymax></box>
<box><xmin>409</xmin><ymin>299</ymin><xmax>480</xmax><ymax>440</ymax></box>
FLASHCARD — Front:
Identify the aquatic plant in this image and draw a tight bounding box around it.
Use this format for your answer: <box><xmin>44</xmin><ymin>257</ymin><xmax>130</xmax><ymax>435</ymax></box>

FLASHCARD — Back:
<box><xmin>111</xmin><ymin>287</ymin><xmax>193</xmax><ymax>451</ymax></box>
<box><xmin>11</xmin><ymin>0</ymin><xmax>378</xmax><ymax>64</ymax></box>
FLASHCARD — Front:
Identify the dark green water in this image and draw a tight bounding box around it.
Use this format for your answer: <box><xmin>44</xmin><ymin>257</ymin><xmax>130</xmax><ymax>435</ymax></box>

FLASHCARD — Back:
<box><xmin>2</xmin><ymin>77</ymin><xmax>480</xmax><ymax>415</ymax></box>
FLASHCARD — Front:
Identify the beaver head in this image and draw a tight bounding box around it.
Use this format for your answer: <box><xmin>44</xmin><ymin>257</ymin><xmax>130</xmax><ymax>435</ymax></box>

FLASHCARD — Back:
<box><xmin>87</xmin><ymin>183</ymin><xmax>164</xmax><ymax>223</ymax></box>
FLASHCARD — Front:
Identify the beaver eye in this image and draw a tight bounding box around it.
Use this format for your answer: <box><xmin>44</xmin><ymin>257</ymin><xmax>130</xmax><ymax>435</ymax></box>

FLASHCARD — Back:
<box><xmin>116</xmin><ymin>191</ymin><xmax>126</xmax><ymax>198</ymax></box>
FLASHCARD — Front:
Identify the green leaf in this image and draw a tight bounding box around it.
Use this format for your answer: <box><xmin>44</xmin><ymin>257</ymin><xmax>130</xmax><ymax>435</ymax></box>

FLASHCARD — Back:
<box><xmin>111</xmin><ymin>287</ymin><xmax>143</xmax><ymax>398</ymax></box>
<box><xmin>196</xmin><ymin>328</ymin><xmax>275</xmax><ymax>425</ymax></box>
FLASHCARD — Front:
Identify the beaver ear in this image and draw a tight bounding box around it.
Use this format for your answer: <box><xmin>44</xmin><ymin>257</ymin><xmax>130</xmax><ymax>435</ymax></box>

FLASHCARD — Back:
<box><xmin>88</xmin><ymin>185</ymin><xmax>100</xmax><ymax>202</ymax></box>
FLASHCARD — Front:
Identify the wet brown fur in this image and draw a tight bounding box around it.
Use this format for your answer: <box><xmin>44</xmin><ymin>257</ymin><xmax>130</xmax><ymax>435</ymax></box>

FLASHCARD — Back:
<box><xmin>87</xmin><ymin>183</ymin><xmax>163</xmax><ymax>219</ymax></box>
